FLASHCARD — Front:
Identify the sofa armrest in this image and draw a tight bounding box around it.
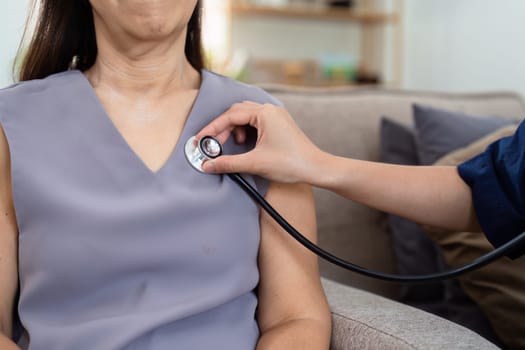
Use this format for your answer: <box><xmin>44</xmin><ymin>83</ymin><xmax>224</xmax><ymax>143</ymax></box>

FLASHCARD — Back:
<box><xmin>321</xmin><ymin>278</ymin><xmax>499</xmax><ymax>350</ymax></box>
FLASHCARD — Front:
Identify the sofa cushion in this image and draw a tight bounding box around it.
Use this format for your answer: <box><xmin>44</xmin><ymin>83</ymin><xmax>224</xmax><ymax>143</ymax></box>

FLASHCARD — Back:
<box><xmin>427</xmin><ymin>125</ymin><xmax>525</xmax><ymax>349</ymax></box>
<box><xmin>322</xmin><ymin>278</ymin><xmax>500</xmax><ymax>350</ymax></box>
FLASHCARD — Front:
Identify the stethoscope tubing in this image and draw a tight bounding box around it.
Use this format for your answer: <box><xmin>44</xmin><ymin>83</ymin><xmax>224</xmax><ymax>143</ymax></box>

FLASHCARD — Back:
<box><xmin>228</xmin><ymin>172</ymin><xmax>525</xmax><ymax>283</ymax></box>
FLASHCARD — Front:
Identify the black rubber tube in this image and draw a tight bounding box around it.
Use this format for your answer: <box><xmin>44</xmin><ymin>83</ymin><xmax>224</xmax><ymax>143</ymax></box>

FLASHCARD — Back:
<box><xmin>229</xmin><ymin>172</ymin><xmax>525</xmax><ymax>283</ymax></box>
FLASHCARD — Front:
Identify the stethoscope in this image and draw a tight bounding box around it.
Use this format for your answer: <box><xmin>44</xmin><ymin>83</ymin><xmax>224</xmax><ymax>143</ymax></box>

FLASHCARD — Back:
<box><xmin>185</xmin><ymin>135</ymin><xmax>525</xmax><ymax>283</ymax></box>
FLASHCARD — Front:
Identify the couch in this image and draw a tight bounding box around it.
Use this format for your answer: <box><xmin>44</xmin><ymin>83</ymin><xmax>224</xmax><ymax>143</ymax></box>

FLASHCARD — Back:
<box><xmin>262</xmin><ymin>85</ymin><xmax>525</xmax><ymax>349</ymax></box>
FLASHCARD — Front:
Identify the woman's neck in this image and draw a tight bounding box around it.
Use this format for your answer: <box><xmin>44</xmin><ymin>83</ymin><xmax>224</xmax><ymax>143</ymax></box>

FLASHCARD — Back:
<box><xmin>84</xmin><ymin>30</ymin><xmax>200</xmax><ymax>99</ymax></box>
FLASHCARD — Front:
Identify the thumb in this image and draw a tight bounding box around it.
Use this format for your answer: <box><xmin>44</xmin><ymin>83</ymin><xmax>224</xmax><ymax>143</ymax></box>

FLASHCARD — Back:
<box><xmin>202</xmin><ymin>153</ymin><xmax>254</xmax><ymax>174</ymax></box>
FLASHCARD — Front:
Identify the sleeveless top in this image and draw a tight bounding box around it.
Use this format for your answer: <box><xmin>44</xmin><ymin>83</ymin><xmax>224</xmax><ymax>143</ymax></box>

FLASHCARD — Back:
<box><xmin>0</xmin><ymin>70</ymin><xmax>278</xmax><ymax>350</ymax></box>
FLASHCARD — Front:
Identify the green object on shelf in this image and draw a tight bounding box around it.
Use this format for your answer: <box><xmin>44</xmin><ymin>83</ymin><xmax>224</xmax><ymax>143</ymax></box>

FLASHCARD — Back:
<box><xmin>320</xmin><ymin>53</ymin><xmax>357</xmax><ymax>82</ymax></box>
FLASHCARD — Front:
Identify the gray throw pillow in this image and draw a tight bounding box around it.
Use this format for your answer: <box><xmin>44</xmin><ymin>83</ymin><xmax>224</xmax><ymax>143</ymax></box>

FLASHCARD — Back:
<box><xmin>413</xmin><ymin>104</ymin><xmax>514</xmax><ymax>165</ymax></box>
<box><xmin>380</xmin><ymin>118</ymin><xmax>419</xmax><ymax>165</ymax></box>
<box><xmin>380</xmin><ymin>118</ymin><xmax>447</xmax><ymax>303</ymax></box>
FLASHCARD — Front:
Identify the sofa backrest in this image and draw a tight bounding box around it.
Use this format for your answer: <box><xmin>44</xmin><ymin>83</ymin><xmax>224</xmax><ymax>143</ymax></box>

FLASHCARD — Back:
<box><xmin>263</xmin><ymin>86</ymin><xmax>525</xmax><ymax>298</ymax></box>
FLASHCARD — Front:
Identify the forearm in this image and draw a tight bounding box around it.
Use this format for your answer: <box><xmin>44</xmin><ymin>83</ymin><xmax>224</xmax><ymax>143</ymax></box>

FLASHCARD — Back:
<box><xmin>257</xmin><ymin>318</ymin><xmax>330</xmax><ymax>350</ymax></box>
<box><xmin>0</xmin><ymin>334</ymin><xmax>20</xmax><ymax>350</ymax></box>
<box><xmin>0</xmin><ymin>235</ymin><xmax>19</xmax><ymax>346</ymax></box>
<box><xmin>309</xmin><ymin>152</ymin><xmax>480</xmax><ymax>232</ymax></box>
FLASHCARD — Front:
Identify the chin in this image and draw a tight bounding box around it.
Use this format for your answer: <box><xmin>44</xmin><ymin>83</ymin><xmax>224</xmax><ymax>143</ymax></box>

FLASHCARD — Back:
<box><xmin>141</xmin><ymin>19</ymin><xmax>178</xmax><ymax>38</ymax></box>
<box><xmin>114</xmin><ymin>11</ymin><xmax>180</xmax><ymax>42</ymax></box>
<box><xmin>91</xmin><ymin>0</ymin><xmax>197</xmax><ymax>42</ymax></box>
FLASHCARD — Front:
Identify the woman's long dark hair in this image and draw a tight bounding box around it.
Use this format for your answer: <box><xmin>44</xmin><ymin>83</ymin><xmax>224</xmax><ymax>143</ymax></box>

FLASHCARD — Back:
<box><xmin>16</xmin><ymin>0</ymin><xmax>204</xmax><ymax>82</ymax></box>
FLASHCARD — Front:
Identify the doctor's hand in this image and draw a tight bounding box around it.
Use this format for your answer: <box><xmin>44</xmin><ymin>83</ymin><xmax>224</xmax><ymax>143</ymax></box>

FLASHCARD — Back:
<box><xmin>195</xmin><ymin>101</ymin><xmax>325</xmax><ymax>184</ymax></box>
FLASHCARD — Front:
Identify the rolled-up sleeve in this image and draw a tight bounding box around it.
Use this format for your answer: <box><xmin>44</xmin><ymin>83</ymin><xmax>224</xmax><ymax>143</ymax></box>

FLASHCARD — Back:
<box><xmin>457</xmin><ymin>121</ymin><xmax>525</xmax><ymax>259</ymax></box>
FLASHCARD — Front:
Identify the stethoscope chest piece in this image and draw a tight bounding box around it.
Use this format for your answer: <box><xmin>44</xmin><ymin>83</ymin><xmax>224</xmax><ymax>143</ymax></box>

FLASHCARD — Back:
<box><xmin>185</xmin><ymin>136</ymin><xmax>223</xmax><ymax>173</ymax></box>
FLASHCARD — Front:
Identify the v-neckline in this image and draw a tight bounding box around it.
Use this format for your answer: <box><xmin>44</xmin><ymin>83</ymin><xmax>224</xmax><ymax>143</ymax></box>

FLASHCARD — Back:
<box><xmin>74</xmin><ymin>69</ymin><xmax>207</xmax><ymax>176</ymax></box>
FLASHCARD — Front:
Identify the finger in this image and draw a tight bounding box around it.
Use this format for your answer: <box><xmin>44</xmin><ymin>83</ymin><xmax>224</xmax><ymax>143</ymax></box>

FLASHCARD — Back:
<box><xmin>195</xmin><ymin>106</ymin><xmax>262</xmax><ymax>141</ymax></box>
<box><xmin>214</xmin><ymin>128</ymin><xmax>234</xmax><ymax>145</ymax></box>
<box><xmin>202</xmin><ymin>152</ymin><xmax>255</xmax><ymax>174</ymax></box>
<box><xmin>211</xmin><ymin>126</ymin><xmax>249</xmax><ymax>145</ymax></box>
<box><xmin>241</xmin><ymin>100</ymin><xmax>263</xmax><ymax>107</ymax></box>
<box><xmin>233</xmin><ymin>127</ymin><xmax>247</xmax><ymax>144</ymax></box>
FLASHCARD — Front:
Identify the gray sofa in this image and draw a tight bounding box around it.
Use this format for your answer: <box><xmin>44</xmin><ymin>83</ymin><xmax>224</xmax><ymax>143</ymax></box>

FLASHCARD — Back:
<box><xmin>263</xmin><ymin>85</ymin><xmax>525</xmax><ymax>349</ymax></box>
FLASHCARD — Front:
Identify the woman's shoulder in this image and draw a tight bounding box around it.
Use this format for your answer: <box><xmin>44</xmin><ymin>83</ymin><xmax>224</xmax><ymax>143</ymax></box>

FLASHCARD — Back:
<box><xmin>0</xmin><ymin>70</ymin><xmax>80</xmax><ymax>100</ymax></box>
<box><xmin>0</xmin><ymin>70</ymin><xmax>81</xmax><ymax>125</ymax></box>
<box><xmin>203</xmin><ymin>69</ymin><xmax>283</xmax><ymax>107</ymax></box>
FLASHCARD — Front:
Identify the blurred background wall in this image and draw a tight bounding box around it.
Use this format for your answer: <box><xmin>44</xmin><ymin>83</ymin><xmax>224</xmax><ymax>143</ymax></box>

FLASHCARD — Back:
<box><xmin>0</xmin><ymin>0</ymin><xmax>30</xmax><ymax>86</ymax></box>
<box><xmin>1</xmin><ymin>0</ymin><xmax>525</xmax><ymax>97</ymax></box>
<box><xmin>403</xmin><ymin>0</ymin><xmax>525</xmax><ymax>96</ymax></box>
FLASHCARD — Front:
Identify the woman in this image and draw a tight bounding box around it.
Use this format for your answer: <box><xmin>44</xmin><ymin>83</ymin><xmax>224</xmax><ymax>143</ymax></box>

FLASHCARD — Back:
<box><xmin>0</xmin><ymin>1</ymin><xmax>331</xmax><ymax>349</ymax></box>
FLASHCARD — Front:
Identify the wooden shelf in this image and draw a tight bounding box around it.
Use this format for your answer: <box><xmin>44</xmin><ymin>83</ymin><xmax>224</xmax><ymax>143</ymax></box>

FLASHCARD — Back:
<box><xmin>231</xmin><ymin>4</ymin><xmax>398</xmax><ymax>24</ymax></box>
<box><xmin>227</xmin><ymin>1</ymin><xmax>404</xmax><ymax>87</ymax></box>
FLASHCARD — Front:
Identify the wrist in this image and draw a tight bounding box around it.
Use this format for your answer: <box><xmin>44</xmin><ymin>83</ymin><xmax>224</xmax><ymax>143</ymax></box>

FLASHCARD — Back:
<box><xmin>303</xmin><ymin>150</ymin><xmax>337</xmax><ymax>188</ymax></box>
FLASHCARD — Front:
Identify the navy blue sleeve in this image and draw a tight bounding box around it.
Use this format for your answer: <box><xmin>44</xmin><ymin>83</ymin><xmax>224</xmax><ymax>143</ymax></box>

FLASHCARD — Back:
<box><xmin>457</xmin><ymin>120</ymin><xmax>525</xmax><ymax>259</ymax></box>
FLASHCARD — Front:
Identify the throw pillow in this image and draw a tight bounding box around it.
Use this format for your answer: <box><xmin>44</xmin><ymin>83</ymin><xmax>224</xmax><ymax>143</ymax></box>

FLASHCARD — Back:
<box><xmin>380</xmin><ymin>118</ymin><xmax>448</xmax><ymax>305</ymax></box>
<box><xmin>427</xmin><ymin>125</ymin><xmax>524</xmax><ymax>350</ymax></box>
<box><xmin>380</xmin><ymin>118</ymin><xmax>419</xmax><ymax>165</ymax></box>
<box><xmin>413</xmin><ymin>104</ymin><xmax>515</xmax><ymax>165</ymax></box>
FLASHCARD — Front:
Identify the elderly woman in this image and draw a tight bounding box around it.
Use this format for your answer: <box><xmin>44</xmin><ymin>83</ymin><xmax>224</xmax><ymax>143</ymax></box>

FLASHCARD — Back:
<box><xmin>0</xmin><ymin>1</ymin><xmax>331</xmax><ymax>349</ymax></box>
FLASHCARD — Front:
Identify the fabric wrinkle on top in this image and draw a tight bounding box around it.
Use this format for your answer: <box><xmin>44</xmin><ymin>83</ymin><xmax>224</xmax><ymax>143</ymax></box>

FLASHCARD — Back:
<box><xmin>0</xmin><ymin>69</ymin><xmax>279</xmax><ymax>350</ymax></box>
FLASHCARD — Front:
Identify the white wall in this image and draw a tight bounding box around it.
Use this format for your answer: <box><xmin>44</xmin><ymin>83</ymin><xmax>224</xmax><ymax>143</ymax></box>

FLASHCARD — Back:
<box><xmin>0</xmin><ymin>0</ymin><xmax>31</xmax><ymax>87</ymax></box>
<box><xmin>403</xmin><ymin>0</ymin><xmax>525</xmax><ymax>97</ymax></box>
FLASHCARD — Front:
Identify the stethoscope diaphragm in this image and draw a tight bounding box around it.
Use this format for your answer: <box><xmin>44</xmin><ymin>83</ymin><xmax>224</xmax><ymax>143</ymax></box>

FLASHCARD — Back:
<box><xmin>184</xmin><ymin>135</ymin><xmax>223</xmax><ymax>173</ymax></box>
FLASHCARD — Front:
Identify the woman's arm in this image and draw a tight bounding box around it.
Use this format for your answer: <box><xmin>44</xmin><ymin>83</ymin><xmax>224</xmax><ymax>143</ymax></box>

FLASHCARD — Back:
<box><xmin>0</xmin><ymin>126</ymin><xmax>21</xmax><ymax>349</ymax></box>
<box><xmin>256</xmin><ymin>182</ymin><xmax>331</xmax><ymax>350</ymax></box>
<box><xmin>0</xmin><ymin>336</ymin><xmax>20</xmax><ymax>350</ymax></box>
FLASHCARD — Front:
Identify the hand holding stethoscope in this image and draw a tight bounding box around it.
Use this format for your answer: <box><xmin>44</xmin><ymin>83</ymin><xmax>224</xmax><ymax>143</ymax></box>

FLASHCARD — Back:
<box><xmin>195</xmin><ymin>101</ymin><xmax>325</xmax><ymax>185</ymax></box>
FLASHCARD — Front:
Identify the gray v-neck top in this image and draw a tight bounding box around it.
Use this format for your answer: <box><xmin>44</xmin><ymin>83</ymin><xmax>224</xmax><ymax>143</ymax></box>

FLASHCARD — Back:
<box><xmin>0</xmin><ymin>69</ymin><xmax>279</xmax><ymax>350</ymax></box>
